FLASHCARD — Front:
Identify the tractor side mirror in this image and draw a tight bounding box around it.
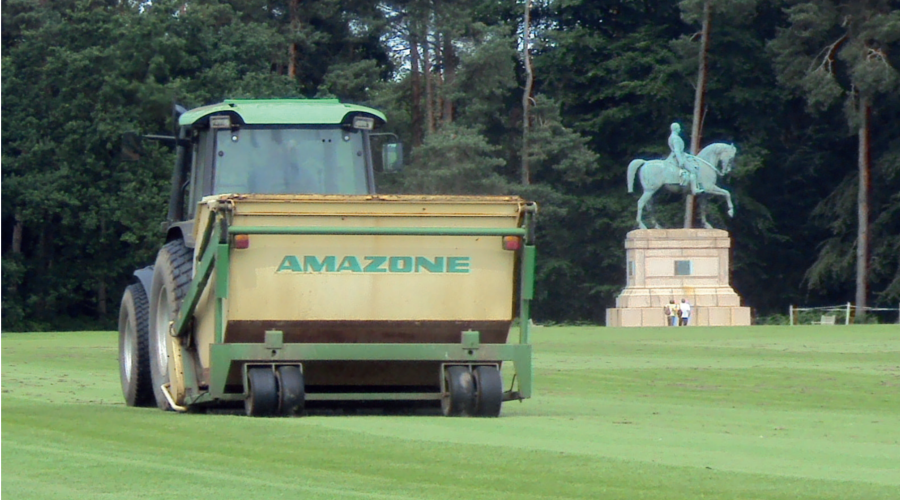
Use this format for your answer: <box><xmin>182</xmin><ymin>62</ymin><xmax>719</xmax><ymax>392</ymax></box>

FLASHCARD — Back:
<box><xmin>121</xmin><ymin>132</ymin><xmax>186</xmax><ymax>161</ymax></box>
<box><xmin>382</xmin><ymin>142</ymin><xmax>404</xmax><ymax>172</ymax></box>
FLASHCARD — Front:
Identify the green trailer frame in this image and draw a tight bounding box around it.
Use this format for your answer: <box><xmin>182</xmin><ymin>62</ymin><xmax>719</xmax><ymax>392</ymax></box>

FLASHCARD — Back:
<box><xmin>167</xmin><ymin>206</ymin><xmax>536</xmax><ymax>407</ymax></box>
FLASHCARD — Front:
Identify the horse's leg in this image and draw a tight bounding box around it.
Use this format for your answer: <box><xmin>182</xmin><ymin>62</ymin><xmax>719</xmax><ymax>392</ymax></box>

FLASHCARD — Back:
<box><xmin>635</xmin><ymin>162</ymin><xmax>669</xmax><ymax>229</ymax></box>
<box><xmin>705</xmin><ymin>185</ymin><xmax>734</xmax><ymax>218</ymax></box>
<box><xmin>648</xmin><ymin>199</ymin><xmax>662</xmax><ymax>229</ymax></box>
<box><xmin>636</xmin><ymin>190</ymin><xmax>654</xmax><ymax>230</ymax></box>
<box><xmin>699</xmin><ymin>196</ymin><xmax>713</xmax><ymax>229</ymax></box>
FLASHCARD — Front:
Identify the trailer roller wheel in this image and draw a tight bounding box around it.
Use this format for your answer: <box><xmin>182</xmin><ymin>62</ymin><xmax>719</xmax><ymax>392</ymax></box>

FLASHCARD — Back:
<box><xmin>441</xmin><ymin>366</ymin><xmax>475</xmax><ymax>417</ymax></box>
<box><xmin>245</xmin><ymin>367</ymin><xmax>279</xmax><ymax>417</ymax></box>
<box><xmin>148</xmin><ymin>240</ymin><xmax>194</xmax><ymax>411</ymax></box>
<box><xmin>277</xmin><ymin>366</ymin><xmax>305</xmax><ymax>416</ymax></box>
<box><xmin>473</xmin><ymin>365</ymin><xmax>503</xmax><ymax>417</ymax></box>
<box><xmin>119</xmin><ymin>284</ymin><xmax>154</xmax><ymax>407</ymax></box>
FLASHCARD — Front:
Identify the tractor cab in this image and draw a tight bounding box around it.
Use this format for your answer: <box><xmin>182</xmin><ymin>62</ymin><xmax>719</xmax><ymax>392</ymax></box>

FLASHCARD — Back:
<box><xmin>167</xmin><ymin>99</ymin><xmax>401</xmax><ymax>227</ymax></box>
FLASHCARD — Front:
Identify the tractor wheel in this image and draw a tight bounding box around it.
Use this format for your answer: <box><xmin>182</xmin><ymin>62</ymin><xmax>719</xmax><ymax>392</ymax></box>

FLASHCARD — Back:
<box><xmin>277</xmin><ymin>366</ymin><xmax>305</xmax><ymax>416</ymax></box>
<box><xmin>441</xmin><ymin>366</ymin><xmax>475</xmax><ymax>417</ymax></box>
<box><xmin>118</xmin><ymin>284</ymin><xmax>154</xmax><ymax>407</ymax></box>
<box><xmin>473</xmin><ymin>365</ymin><xmax>503</xmax><ymax>417</ymax></box>
<box><xmin>148</xmin><ymin>240</ymin><xmax>194</xmax><ymax>411</ymax></box>
<box><xmin>245</xmin><ymin>367</ymin><xmax>279</xmax><ymax>417</ymax></box>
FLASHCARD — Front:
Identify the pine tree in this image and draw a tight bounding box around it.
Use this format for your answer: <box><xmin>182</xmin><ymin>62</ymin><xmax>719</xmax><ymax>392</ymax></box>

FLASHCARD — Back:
<box><xmin>769</xmin><ymin>0</ymin><xmax>900</xmax><ymax>320</ymax></box>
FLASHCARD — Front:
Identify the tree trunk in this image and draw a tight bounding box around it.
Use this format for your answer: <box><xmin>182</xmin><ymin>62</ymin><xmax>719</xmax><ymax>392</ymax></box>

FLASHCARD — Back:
<box><xmin>441</xmin><ymin>32</ymin><xmax>456</xmax><ymax>125</ymax></box>
<box><xmin>424</xmin><ymin>32</ymin><xmax>435</xmax><ymax>135</ymax></box>
<box><xmin>856</xmin><ymin>97</ymin><xmax>870</xmax><ymax>322</ymax></box>
<box><xmin>11</xmin><ymin>213</ymin><xmax>23</xmax><ymax>294</ymax></box>
<box><xmin>435</xmin><ymin>34</ymin><xmax>444</xmax><ymax>128</ymax></box>
<box><xmin>287</xmin><ymin>0</ymin><xmax>300</xmax><ymax>78</ymax></box>
<box><xmin>12</xmin><ymin>213</ymin><xmax>23</xmax><ymax>255</ymax></box>
<box><xmin>98</xmin><ymin>219</ymin><xmax>108</xmax><ymax>317</ymax></box>
<box><xmin>521</xmin><ymin>0</ymin><xmax>533</xmax><ymax>186</ymax></box>
<box><xmin>685</xmin><ymin>0</ymin><xmax>711</xmax><ymax>228</ymax></box>
<box><xmin>97</xmin><ymin>281</ymin><xmax>107</xmax><ymax>317</ymax></box>
<box><xmin>409</xmin><ymin>23</ymin><xmax>424</xmax><ymax>147</ymax></box>
<box><xmin>35</xmin><ymin>224</ymin><xmax>53</xmax><ymax>316</ymax></box>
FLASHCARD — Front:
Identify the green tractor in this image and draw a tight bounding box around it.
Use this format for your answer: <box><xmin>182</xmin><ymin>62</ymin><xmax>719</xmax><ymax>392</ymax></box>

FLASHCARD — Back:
<box><xmin>118</xmin><ymin>99</ymin><xmax>536</xmax><ymax>417</ymax></box>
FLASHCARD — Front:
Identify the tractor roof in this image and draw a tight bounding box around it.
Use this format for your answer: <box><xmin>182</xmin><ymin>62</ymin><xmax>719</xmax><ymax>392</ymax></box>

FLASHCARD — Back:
<box><xmin>178</xmin><ymin>99</ymin><xmax>386</xmax><ymax>127</ymax></box>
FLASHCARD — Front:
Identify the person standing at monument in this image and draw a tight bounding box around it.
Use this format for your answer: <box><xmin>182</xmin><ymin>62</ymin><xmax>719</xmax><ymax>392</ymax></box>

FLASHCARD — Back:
<box><xmin>668</xmin><ymin>123</ymin><xmax>703</xmax><ymax>195</ymax></box>
<box><xmin>665</xmin><ymin>300</ymin><xmax>678</xmax><ymax>326</ymax></box>
<box><xmin>679</xmin><ymin>299</ymin><xmax>692</xmax><ymax>326</ymax></box>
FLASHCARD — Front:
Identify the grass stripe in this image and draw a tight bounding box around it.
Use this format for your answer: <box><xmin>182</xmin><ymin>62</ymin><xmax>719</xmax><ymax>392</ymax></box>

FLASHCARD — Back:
<box><xmin>3</xmin><ymin>326</ymin><xmax>898</xmax><ymax>499</ymax></box>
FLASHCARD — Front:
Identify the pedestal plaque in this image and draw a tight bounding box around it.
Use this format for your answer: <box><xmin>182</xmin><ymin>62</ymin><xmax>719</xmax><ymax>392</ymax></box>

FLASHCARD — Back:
<box><xmin>606</xmin><ymin>229</ymin><xmax>751</xmax><ymax>327</ymax></box>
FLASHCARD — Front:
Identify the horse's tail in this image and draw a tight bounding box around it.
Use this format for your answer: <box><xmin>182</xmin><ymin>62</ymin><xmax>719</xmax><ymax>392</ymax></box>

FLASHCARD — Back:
<box><xmin>627</xmin><ymin>160</ymin><xmax>644</xmax><ymax>193</ymax></box>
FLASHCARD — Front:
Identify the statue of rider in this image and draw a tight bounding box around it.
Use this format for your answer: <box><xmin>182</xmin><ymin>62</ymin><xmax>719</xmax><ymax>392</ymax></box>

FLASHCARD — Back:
<box><xmin>668</xmin><ymin>123</ymin><xmax>703</xmax><ymax>194</ymax></box>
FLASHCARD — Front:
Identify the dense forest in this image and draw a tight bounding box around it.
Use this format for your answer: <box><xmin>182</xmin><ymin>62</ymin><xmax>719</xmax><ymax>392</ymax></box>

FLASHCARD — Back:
<box><xmin>2</xmin><ymin>0</ymin><xmax>899</xmax><ymax>330</ymax></box>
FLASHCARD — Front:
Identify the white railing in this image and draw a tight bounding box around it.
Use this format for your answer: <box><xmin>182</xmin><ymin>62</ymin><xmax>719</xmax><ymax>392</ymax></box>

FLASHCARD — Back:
<box><xmin>788</xmin><ymin>302</ymin><xmax>900</xmax><ymax>325</ymax></box>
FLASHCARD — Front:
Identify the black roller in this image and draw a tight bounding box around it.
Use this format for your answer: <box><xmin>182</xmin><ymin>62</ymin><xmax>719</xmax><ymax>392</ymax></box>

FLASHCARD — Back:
<box><xmin>473</xmin><ymin>365</ymin><xmax>503</xmax><ymax>417</ymax></box>
<box><xmin>277</xmin><ymin>365</ymin><xmax>305</xmax><ymax>416</ymax></box>
<box><xmin>441</xmin><ymin>365</ymin><xmax>475</xmax><ymax>417</ymax></box>
<box><xmin>245</xmin><ymin>367</ymin><xmax>279</xmax><ymax>417</ymax></box>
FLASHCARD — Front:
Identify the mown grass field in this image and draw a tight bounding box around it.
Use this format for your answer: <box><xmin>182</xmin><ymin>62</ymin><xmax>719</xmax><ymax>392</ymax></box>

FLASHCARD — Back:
<box><xmin>3</xmin><ymin>325</ymin><xmax>899</xmax><ymax>499</ymax></box>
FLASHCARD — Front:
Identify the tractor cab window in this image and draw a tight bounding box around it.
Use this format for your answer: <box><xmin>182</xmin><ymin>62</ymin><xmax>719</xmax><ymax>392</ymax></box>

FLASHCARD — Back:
<box><xmin>213</xmin><ymin>127</ymin><xmax>369</xmax><ymax>195</ymax></box>
<box><xmin>186</xmin><ymin>130</ymin><xmax>215</xmax><ymax>218</ymax></box>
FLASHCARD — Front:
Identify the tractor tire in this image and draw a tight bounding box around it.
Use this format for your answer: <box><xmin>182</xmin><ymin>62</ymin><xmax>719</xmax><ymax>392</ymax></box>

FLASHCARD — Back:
<box><xmin>118</xmin><ymin>284</ymin><xmax>154</xmax><ymax>407</ymax></box>
<box><xmin>441</xmin><ymin>366</ymin><xmax>475</xmax><ymax>417</ymax></box>
<box><xmin>472</xmin><ymin>365</ymin><xmax>503</xmax><ymax>417</ymax></box>
<box><xmin>148</xmin><ymin>239</ymin><xmax>194</xmax><ymax>411</ymax></box>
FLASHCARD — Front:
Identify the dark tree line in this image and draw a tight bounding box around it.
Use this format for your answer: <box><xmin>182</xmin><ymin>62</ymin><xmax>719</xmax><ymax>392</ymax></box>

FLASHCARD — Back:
<box><xmin>3</xmin><ymin>0</ymin><xmax>899</xmax><ymax>330</ymax></box>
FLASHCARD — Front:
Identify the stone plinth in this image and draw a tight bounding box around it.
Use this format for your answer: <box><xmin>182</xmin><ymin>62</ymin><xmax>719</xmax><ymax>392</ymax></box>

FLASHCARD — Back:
<box><xmin>606</xmin><ymin>229</ymin><xmax>751</xmax><ymax>327</ymax></box>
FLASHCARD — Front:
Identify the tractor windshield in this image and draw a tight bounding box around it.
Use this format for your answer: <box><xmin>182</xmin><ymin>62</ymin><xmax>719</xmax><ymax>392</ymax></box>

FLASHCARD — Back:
<box><xmin>213</xmin><ymin>127</ymin><xmax>370</xmax><ymax>195</ymax></box>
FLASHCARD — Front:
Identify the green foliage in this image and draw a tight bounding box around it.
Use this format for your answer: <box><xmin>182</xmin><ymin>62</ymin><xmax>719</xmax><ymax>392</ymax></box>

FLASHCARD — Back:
<box><xmin>526</xmin><ymin>96</ymin><xmax>599</xmax><ymax>188</ymax></box>
<box><xmin>0</xmin><ymin>0</ymin><xmax>390</xmax><ymax>330</ymax></box>
<box><xmin>770</xmin><ymin>0</ymin><xmax>900</xmax><ymax>112</ymax></box>
<box><xmin>400</xmin><ymin>124</ymin><xmax>509</xmax><ymax>194</ymax></box>
<box><xmin>768</xmin><ymin>0</ymin><xmax>900</xmax><ymax>308</ymax></box>
<box><xmin>680</xmin><ymin>0</ymin><xmax>761</xmax><ymax>24</ymax></box>
<box><xmin>451</xmin><ymin>24</ymin><xmax>519</xmax><ymax>126</ymax></box>
<box><xmin>316</xmin><ymin>59</ymin><xmax>383</xmax><ymax>102</ymax></box>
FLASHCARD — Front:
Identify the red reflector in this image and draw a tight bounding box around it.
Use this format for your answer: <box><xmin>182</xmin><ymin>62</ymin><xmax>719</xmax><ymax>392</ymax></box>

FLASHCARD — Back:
<box><xmin>234</xmin><ymin>234</ymin><xmax>250</xmax><ymax>249</ymax></box>
<box><xmin>502</xmin><ymin>236</ymin><xmax>522</xmax><ymax>251</ymax></box>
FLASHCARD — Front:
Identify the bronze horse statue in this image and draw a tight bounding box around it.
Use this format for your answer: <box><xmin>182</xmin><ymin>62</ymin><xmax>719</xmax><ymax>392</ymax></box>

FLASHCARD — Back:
<box><xmin>627</xmin><ymin>143</ymin><xmax>737</xmax><ymax>229</ymax></box>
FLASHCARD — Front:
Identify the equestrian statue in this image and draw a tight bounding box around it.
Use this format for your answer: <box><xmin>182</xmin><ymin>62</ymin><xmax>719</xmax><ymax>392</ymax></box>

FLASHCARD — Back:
<box><xmin>627</xmin><ymin>122</ymin><xmax>737</xmax><ymax>229</ymax></box>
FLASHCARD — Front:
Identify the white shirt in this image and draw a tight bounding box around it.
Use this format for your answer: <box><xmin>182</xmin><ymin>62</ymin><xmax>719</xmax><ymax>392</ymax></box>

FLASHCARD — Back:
<box><xmin>679</xmin><ymin>302</ymin><xmax>691</xmax><ymax>317</ymax></box>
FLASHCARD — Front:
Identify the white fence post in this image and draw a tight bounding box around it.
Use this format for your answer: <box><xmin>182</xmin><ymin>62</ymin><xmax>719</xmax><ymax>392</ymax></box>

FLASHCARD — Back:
<box><xmin>789</xmin><ymin>305</ymin><xmax>794</xmax><ymax>326</ymax></box>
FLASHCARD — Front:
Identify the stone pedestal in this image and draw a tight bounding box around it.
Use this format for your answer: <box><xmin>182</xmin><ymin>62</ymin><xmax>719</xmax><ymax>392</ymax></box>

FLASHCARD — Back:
<box><xmin>605</xmin><ymin>229</ymin><xmax>751</xmax><ymax>327</ymax></box>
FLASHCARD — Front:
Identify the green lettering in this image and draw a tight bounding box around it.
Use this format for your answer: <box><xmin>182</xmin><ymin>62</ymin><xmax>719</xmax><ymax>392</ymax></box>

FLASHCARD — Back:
<box><xmin>364</xmin><ymin>256</ymin><xmax>387</xmax><ymax>273</ymax></box>
<box><xmin>447</xmin><ymin>256</ymin><xmax>470</xmax><ymax>273</ymax></box>
<box><xmin>337</xmin><ymin>256</ymin><xmax>363</xmax><ymax>272</ymax></box>
<box><xmin>304</xmin><ymin>256</ymin><xmax>336</xmax><ymax>272</ymax></box>
<box><xmin>277</xmin><ymin>255</ymin><xmax>303</xmax><ymax>272</ymax></box>
<box><xmin>389</xmin><ymin>256</ymin><xmax>413</xmax><ymax>273</ymax></box>
<box><xmin>282</xmin><ymin>255</ymin><xmax>470</xmax><ymax>274</ymax></box>
<box><xmin>415</xmin><ymin>256</ymin><xmax>444</xmax><ymax>273</ymax></box>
